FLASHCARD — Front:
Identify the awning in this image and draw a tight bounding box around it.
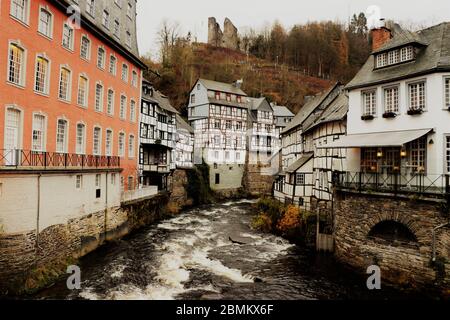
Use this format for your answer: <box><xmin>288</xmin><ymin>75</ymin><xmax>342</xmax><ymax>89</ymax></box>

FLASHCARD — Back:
<box><xmin>318</xmin><ymin>129</ymin><xmax>433</xmax><ymax>149</ymax></box>
<box><xmin>285</xmin><ymin>153</ymin><xmax>313</xmax><ymax>173</ymax></box>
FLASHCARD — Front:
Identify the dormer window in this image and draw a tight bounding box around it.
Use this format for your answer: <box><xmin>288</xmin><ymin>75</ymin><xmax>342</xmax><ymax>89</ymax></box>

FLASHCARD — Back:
<box><xmin>215</xmin><ymin>91</ymin><xmax>220</xmax><ymax>100</ymax></box>
<box><xmin>376</xmin><ymin>46</ymin><xmax>415</xmax><ymax>69</ymax></box>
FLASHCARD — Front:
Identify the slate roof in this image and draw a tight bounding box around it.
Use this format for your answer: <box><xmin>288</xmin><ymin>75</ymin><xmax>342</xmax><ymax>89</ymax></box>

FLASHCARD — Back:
<box><xmin>142</xmin><ymin>79</ymin><xmax>179</xmax><ymax>114</ymax></box>
<box><xmin>248</xmin><ymin>97</ymin><xmax>267</xmax><ymax>110</ymax></box>
<box><xmin>198</xmin><ymin>79</ymin><xmax>247</xmax><ymax>96</ymax></box>
<box><xmin>176</xmin><ymin>115</ymin><xmax>194</xmax><ymax>134</ymax></box>
<box><xmin>347</xmin><ymin>22</ymin><xmax>450</xmax><ymax>90</ymax></box>
<box><xmin>282</xmin><ymin>83</ymin><xmax>339</xmax><ymax>134</ymax></box>
<box><xmin>285</xmin><ymin>153</ymin><xmax>314</xmax><ymax>173</ymax></box>
<box><xmin>303</xmin><ymin>93</ymin><xmax>348</xmax><ymax>133</ymax></box>
<box><xmin>273</xmin><ymin>105</ymin><xmax>294</xmax><ymax>117</ymax></box>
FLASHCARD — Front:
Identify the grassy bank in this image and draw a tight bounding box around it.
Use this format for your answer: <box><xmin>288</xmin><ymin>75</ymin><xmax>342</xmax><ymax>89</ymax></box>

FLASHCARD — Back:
<box><xmin>251</xmin><ymin>197</ymin><xmax>317</xmax><ymax>246</ymax></box>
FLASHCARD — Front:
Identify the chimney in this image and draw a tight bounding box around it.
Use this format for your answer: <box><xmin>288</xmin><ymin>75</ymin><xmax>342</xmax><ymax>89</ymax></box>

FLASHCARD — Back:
<box><xmin>371</xmin><ymin>19</ymin><xmax>392</xmax><ymax>52</ymax></box>
<box><xmin>234</xmin><ymin>79</ymin><xmax>243</xmax><ymax>89</ymax></box>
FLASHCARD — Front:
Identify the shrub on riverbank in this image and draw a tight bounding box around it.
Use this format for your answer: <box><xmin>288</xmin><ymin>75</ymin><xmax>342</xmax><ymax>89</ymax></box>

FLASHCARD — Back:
<box><xmin>252</xmin><ymin>197</ymin><xmax>315</xmax><ymax>245</ymax></box>
<box><xmin>186</xmin><ymin>161</ymin><xmax>215</xmax><ymax>205</ymax></box>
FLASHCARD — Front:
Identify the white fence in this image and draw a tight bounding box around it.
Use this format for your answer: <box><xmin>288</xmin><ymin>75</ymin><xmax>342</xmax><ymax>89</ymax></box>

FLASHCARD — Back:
<box><xmin>121</xmin><ymin>186</ymin><xmax>158</xmax><ymax>203</ymax></box>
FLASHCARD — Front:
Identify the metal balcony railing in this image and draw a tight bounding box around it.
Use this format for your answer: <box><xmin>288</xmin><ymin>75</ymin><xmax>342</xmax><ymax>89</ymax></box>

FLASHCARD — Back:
<box><xmin>333</xmin><ymin>171</ymin><xmax>450</xmax><ymax>198</ymax></box>
<box><xmin>0</xmin><ymin>149</ymin><xmax>120</xmax><ymax>170</ymax></box>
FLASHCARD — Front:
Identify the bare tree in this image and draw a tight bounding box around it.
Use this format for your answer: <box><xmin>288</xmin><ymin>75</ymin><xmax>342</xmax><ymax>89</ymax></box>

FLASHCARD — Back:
<box><xmin>157</xmin><ymin>19</ymin><xmax>180</xmax><ymax>66</ymax></box>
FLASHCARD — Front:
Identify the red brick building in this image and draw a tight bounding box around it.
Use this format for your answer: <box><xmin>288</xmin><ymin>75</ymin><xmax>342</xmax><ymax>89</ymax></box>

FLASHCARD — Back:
<box><xmin>0</xmin><ymin>0</ymin><xmax>145</xmax><ymax>190</ymax></box>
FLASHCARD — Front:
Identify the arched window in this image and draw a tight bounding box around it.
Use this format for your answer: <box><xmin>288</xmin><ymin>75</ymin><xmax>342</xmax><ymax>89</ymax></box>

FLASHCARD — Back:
<box><xmin>368</xmin><ymin>220</ymin><xmax>418</xmax><ymax>243</ymax></box>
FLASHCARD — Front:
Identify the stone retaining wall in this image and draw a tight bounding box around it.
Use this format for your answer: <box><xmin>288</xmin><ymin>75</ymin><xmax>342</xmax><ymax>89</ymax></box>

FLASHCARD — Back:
<box><xmin>0</xmin><ymin>194</ymin><xmax>169</xmax><ymax>295</ymax></box>
<box><xmin>334</xmin><ymin>190</ymin><xmax>450</xmax><ymax>293</ymax></box>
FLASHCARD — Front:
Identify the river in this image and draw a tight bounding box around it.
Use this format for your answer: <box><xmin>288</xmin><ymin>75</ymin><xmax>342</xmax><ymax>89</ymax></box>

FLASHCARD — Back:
<box><xmin>35</xmin><ymin>200</ymin><xmax>426</xmax><ymax>300</ymax></box>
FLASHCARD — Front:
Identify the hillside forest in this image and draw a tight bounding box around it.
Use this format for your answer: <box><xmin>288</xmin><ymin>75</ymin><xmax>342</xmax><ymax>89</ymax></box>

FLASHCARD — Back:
<box><xmin>142</xmin><ymin>13</ymin><xmax>371</xmax><ymax>115</ymax></box>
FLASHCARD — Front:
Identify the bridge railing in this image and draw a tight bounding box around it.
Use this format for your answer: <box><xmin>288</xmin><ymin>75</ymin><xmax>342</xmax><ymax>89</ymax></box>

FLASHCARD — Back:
<box><xmin>0</xmin><ymin>149</ymin><xmax>121</xmax><ymax>170</ymax></box>
<box><xmin>333</xmin><ymin>171</ymin><xmax>450</xmax><ymax>198</ymax></box>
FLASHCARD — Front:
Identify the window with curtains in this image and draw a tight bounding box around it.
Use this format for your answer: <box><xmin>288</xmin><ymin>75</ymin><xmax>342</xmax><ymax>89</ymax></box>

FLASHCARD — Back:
<box><xmin>8</xmin><ymin>43</ymin><xmax>25</xmax><ymax>85</ymax></box>
<box><xmin>58</xmin><ymin>67</ymin><xmax>71</xmax><ymax>101</ymax></box>
<box><xmin>34</xmin><ymin>56</ymin><xmax>49</xmax><ymax>94</ymax></box>
<box><xmin>77</xmin><ymin>75</ymin><xmax>88</xmax><ymax>107</ymax></box>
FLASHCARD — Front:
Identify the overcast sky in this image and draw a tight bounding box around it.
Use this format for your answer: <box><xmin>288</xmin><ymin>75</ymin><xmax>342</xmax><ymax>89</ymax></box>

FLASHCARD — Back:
<box><xmin>136</xmin><ymin>0</ymin><xmax>450</xmax><ymax>59</ymax></box>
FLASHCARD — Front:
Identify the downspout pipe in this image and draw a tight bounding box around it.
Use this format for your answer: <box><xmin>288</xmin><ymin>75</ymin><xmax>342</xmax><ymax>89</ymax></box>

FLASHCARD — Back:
<box><xmin>432</xmin><ymin>222</ymin><xmax>450</xmax><ymax>262</ymax></box>
<box><xmin>36</xmin><ymin>173</ymin><xmax>42</xmax><ymax>252</ymax></box>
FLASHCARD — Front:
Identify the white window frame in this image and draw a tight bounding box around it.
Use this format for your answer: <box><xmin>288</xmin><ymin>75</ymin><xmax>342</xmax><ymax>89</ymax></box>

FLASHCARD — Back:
<box><xmin>7</xmin><ymin>41</ymin><xmax>27</xmax><ymax>87</ymax></box>
<box><xmin>93</xmin><ymin>126</ymin><xmax>102</xmax><ymax>156</ymax></box>
<box><xmin>80</xmin><ymin>35</ymin><xmax>91</xmax><ymax>61</ymax></box>
<box><xmin>31</xmin><ymin>112</ymin><xmax>47</xmax><ymax>152</ymax></box>
<box><xmin>120</xmin><ymin>94</ymin><xmax>127</xmax><ymax>120</ymax></box>
<box><xmin>56</xmin><ymin>118</ymin><xmax>69</xmax><ymax>153</ymax></box>
<box><xmin>76</xmin><ymin>122</ymin><xmax>86</xmax><ymax>155</ymax></box>
<box><xmin>383</xmin><ymin>85</ymin><xmax>399</xmax><ymax>114</ymax></box>
<box><xmin>444</xmin><ymin>77</ymin><xmax>450</xmax><ymax>109</ymax></box>
<box><xmin>128</xmin><ymin>134</ymin><xmax>135</xmax><ymax>158</ymax></box>
<box><xmin>34</xmin><ymin>54</ymin><xmax>51</xmax><ymax>95</ymax></box>
<box><xmin>62</xmin><ymin>23</ymin><xmax>75</xmax><ymax>51</ymax></box>
<box><xmin>408</xmin><ymin>80</ymin><xmax>426</xmax><ymax>112</ymax></box>
<box><xmin>109</xmin><ymin>55</ymin><xmax>117</xmax><ymax>75</ymax></box>
<box><xmin>105</xmin><ymin>129</ymin><xmax>113</xmax><ymax>156</ymax></box>
<box><xmin>37</xmin><ymin>6</ymin><xmax>54</xmax><ymax>39</ymax></box>
<box><xmin>362</xmin><ymin>89</ymin><xmax>377</xmax><ymax>116</ymax></box>
<box><xmin>58</xmin><ymin>65</ymin><xmax>72</xmax><ymax>102</ymax></box>
<box><xmin>95</xmin><ymin>82</ymin><xmax>104</xmax><ymax>112</ymax></box>
<box><xmin>77</xmin><ymin>74</ymin><xmax>89</xmax><ymax>108</ymax></box>
<box><xmin>10</xmin><ymin>0</ymin><xmax>30</xmax><ymax>25</ymax></box>
<box><xmin>118</xmin><ymin>132</ymin><xmax>125</xmax><ymax>157</ymax></box>
<box><xmin>107</xmin><ymin>88</ymin><xmax>115</xmax><ymax>116</ymax></box>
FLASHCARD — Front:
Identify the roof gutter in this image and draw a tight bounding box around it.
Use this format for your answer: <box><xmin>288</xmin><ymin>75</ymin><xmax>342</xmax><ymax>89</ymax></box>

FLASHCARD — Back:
<box><xmin>49</xmin><ymin>0</ymin><xmax>147</xmax><ymax>70</ymax></box>
<box><xmin>346</xmin><ymin>66</ymin><xmax>450</xmax><ymax>91</ymax></box>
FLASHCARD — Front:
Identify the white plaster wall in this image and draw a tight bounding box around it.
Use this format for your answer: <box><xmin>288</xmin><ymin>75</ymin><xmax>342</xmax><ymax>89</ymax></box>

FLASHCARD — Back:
<box><xmin>348</xmin><ymin>72</ymin><xmax>450</xmax><ymax>175</ymax></box>
<box><xmin>0</xmin><ymin>172</ymin><xmax>121</xmax><ymax>234</ymax></box>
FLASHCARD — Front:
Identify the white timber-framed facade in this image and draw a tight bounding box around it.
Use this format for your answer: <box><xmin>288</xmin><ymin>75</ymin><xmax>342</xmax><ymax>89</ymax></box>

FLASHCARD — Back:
<box><xmin>139</xmin><ymin>79</ymin><xmax>178</xmax><ymax>191</ymax></box>
<box><xmin>187</xmin><ymin>79</ymin><xmax>249</xmax><ymax>191</ymax></box>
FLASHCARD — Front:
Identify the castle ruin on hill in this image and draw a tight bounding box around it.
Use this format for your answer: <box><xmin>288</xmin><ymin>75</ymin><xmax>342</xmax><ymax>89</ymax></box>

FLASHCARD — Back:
<box><xmin>208</xmin><ymin>17</ymin><xmax>240</xmax><ymax>50</ymax></box>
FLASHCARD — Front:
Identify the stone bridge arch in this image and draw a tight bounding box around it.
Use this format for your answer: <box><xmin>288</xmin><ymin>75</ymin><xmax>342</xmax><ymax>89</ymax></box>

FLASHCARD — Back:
<box><xmin>364</xmin><ymin>211</ymin><xmax>424</xmax><ymax>244</ymax></box>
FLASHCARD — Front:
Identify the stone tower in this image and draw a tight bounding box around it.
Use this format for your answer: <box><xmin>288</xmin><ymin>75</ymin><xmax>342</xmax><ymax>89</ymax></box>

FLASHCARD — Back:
<box><xmin>223</xmin><ymin>18</ymin><xmax>239</xmax><ymax>50</ymax></box>
<box><xmin>208</xmin><ymin>17</ymin><xmax>223</xmax><ymax>47</ymax></box>
<box><xmin>207</xmin><ymin>17</ymin><xmax>239</xmax><ymax>51</ymax></box>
